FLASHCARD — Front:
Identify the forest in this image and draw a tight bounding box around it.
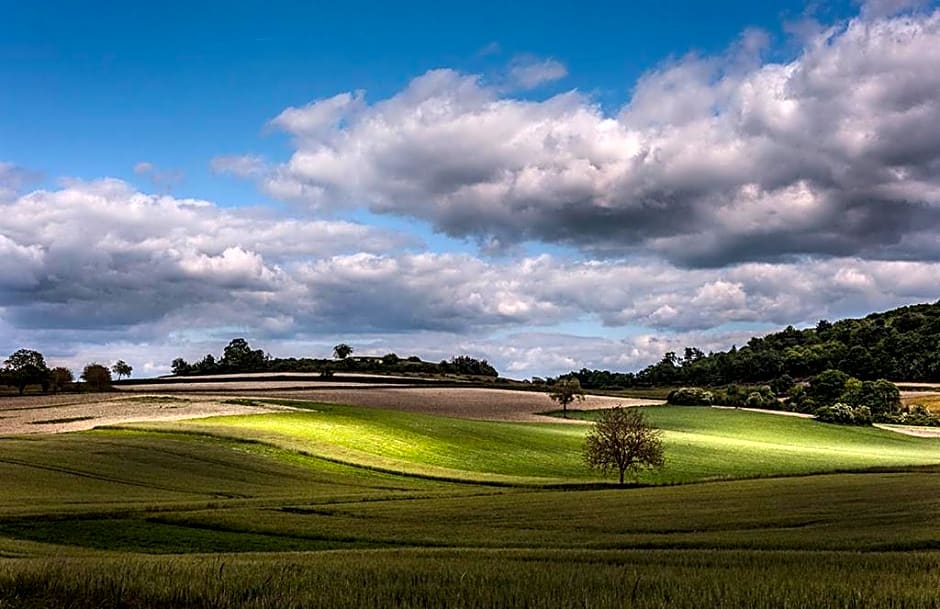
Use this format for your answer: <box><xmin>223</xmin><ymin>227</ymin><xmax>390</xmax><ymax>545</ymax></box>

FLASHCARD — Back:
<box><xmin>564</xmin><ymin>301</ymin><xmax>940</xmax><ymax>390</ymax></box>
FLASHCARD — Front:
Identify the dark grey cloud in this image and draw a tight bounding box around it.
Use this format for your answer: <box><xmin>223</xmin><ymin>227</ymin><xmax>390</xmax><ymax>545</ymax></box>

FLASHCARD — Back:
<box><xmin>257</xmin><ymin>8</ymin><xmax>940</xmax><ymax>267</ymax></box>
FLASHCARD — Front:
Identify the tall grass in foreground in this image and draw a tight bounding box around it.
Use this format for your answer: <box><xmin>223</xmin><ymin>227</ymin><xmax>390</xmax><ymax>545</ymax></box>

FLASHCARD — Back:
<box><xmin>2</xmin><ymin>549</ymin><xmax>939</xmax><ymax>609</ymax></box>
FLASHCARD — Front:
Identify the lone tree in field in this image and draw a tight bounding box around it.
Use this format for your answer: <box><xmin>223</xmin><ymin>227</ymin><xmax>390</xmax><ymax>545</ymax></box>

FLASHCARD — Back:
<box><xmin>111</xmin><ymin>360</ymin><xmax>132</xmax><ymax>380</ymax></box>
<box><xmin>584</xmin><ymin>407</ymin><xmax>665</xmax><ymax>485</ymax></box>
<box><xmin>3</xmin><ymin>349</ymin><xmax>50</xmax><ymax>395</ymax></box>
<box><xmin>548</xmin><ymin>378</ymin><xmax>584</xmax><ymax>418</ymax></box>
<box><xmin>333</xmin><ymin>343</ymin><xmax>353</xmax><ymax>360</ymax></box>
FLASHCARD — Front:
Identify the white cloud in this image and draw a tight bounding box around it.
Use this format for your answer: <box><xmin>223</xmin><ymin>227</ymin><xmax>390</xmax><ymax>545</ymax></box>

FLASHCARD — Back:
<box><xmin>508</xmin><ymin>56</ymin><xmax>568</xmax><ymax>89</ymax></box>
<box><xmin>133</xmin><ymin>161</ymin><xmax>154</xmax><ymax>175</ymax></box>
<box><xmin>252</xmin><ymin>8</ymin><xmax>940</xmax><ymax>267</ymax></box>
<box><xmin>132</xmin><ymin>161</ymin><xmax>184</xmax><ymax>192</ymax></box>
<box><xmin>210</xmin><ymin>154</ymin><xmax>267</xmax><ymax>178</ymax></box>
<box><xmin>3</xmin><ymin>180</ymin><xmax>939</xmax><ymax>364</ymax></box>
<box><xmin>859</xmin><ymin>0</ymin><xmax>930</xmax><ymax>18</ymax></box>
<box><xmin>0</xmin><ymin>179</ymin><xmax>410</xmax><ymax>333</ymax></box>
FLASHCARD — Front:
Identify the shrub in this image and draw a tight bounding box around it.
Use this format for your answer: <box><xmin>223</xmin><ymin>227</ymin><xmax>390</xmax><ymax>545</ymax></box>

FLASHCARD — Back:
<box><xmin>815</xmin><ymin>403</ymin><xmax>872</xmax><ymax>426</ymax></box>
<box><xmin>667</xmin><ymin>387</ymin><xmax>714</xmax><ymax>406</ymax></box>
<box><xmin>746</xmin><ymin>392</ymin><xmax>766</xmax><ymax>409</ymax></box>
<box><xmin>883</xmin><ymin>404</ymin><xmax>940</xmax><ymax>427</ymax></box>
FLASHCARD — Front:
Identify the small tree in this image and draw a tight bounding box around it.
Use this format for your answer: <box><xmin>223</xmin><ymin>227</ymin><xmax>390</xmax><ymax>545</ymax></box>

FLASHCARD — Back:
<box><xmin>584</xmin><ymin>407</ymin><xmax>665</xmax><ymax>485</ymax></box>
<box><xmin>81</xmin><ymin>363</ymin><xmax>112</xmax><ymax>392</ymax></box>
<box><xmin>333</xmin><ymin>343</ymin><xmax>353</xmax><ymax>360</ymax></box>
<box><xmin>111</xmin><ymin>360</ymin><xmax>132</xmax><ymax>380</ymax></box>
<box><xmin>49</xmin><ymin>367</ymin><xmax>74</xmax><ymax>394</ymax></box>
<box><xmin>548</xmin><ymin>378</ymin><xmax>584</xmax><ymax>418</ymax></box>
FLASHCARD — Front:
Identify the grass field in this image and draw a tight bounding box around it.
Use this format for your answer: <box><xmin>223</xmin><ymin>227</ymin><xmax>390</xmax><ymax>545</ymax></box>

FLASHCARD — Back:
<box><xmin>1</xmin><ymin>398</ymin><xmax>939</xmax><ymax>607</ymax></box>
<box><xmin>123</xmin><ymin>402</ymin><xmax>940</xmax><ymax>484</ymax></box>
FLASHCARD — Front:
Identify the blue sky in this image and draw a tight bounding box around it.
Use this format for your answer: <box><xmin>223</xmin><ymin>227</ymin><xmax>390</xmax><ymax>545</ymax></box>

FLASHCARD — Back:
<box><xmin>2</xmin><ymin>0</ymin><xmax>939</xmax><ymax>377</ymax></box>
<box><xmin>3</xmin><ymin>0</ymin><xmax>854</xmax><ymax>202</ymax></box>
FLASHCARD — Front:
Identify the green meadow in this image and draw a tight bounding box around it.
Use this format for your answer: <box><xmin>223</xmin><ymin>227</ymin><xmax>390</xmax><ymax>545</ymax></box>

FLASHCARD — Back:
<box><xmin>126</xmin><ymin>402</ymin><xmax>940</xmax><ymax>483</ymax></box>
<box><xmin>1</xmin><ymin>400</ymin><xmax>939</xmax><ymax>607</ymax></box>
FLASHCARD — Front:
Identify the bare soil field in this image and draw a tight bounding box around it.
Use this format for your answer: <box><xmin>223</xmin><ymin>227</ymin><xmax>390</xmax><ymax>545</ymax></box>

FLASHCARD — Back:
<box><xmin>257</xmin><ymin>386</ymin><xmax>661</xmax><ymax>422</ymax></box>
<box><xmin>901</xmin><ymin>392</ymin><xmax>940</xmax><ymax>414</ymax></box>
<box><xmin>894</xmin><ymin>382</ymin><xmax>940</xmax><ymax>389</ymax></box>
<box><xmin>0</xmin><ymin>394</ymin><xmax>297</xmax><ymax>435</ymax></box>
<box><xmin>0</xmin><ymin>383</ymin><xmax>665</xmax><ymax>435</ymax></box>
<box><xmin>155</xmin><ymin>372</ymin><xmax>437</xmax><ymax>381</ymax></box>
<box><xmin>121</xmin><ymin>380</ymin><xmax>411</xmax><ymax>392</ymax></box>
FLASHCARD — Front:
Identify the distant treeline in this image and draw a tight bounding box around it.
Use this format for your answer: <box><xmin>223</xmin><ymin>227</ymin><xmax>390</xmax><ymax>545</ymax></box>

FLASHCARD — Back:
<box><xmin>559</xmin><ymin>301</ymin><xmax>940</xmax><ymax>389</ymax></box>
<box><xmin>170</xmin><ymin>339</ymin><xmax>499</xmax><ymax>378</ymax></box>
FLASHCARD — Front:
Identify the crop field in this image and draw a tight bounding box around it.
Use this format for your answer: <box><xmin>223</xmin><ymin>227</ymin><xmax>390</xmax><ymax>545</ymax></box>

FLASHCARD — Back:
<box><xmin>903</xmin><ymin>391</ymin><xmax>940</xmax><ymax>414</ymax></box>
<box><xmin>1</xmin><ymin>390</ymin><xmax>939</xmax><ymax>607</ymax></box>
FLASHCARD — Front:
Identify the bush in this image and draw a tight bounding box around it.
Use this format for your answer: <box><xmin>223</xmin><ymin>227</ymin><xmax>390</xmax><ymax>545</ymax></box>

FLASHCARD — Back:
<box><xmin>815</xmin><ymin>403</ymin><xmax>872</xmax><ymax>426</ymax></box>
<box><xmin>882</xmin><ymin>404</ymin><xmax>940</xmax><ymax>427</ymax></box>
<box><xmin>746</xmin><ymin>392</ymin><xmax>766</xmax><ymax>409</ymax></box>
<box><xmin>667</xmin><ymin>387</ymin><xmax>714</xmax><ymax>406</ymax></box>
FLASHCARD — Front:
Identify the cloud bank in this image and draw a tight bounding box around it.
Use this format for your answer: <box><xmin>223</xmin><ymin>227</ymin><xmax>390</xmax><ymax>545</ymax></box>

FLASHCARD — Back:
<box><xmin>2</xmin><ymin>178</ymin><xmax>939</xmax><ymax>375</ymax></box>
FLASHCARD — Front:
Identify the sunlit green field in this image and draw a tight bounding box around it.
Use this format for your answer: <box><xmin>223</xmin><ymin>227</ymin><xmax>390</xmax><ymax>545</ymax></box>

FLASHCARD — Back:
<box><xmin>124</xmin><ymin>402</ymin><xmax>940</xmax><ymax>483</ymax></box>
<box><xmin>1</xmin><ymin>400</ymin><xmax>939</xmax><ymax>608</ymax></box>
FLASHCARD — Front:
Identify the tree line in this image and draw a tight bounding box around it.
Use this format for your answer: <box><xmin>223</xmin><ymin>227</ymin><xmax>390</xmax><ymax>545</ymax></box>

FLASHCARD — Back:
<box><xmin>170</xmin><ymin>338</ymin><xmax>499</xmax><ymax>378</ymax></box>
<box><xmin>1</xmin><ymin>349</ymin><xmax>132</xmax><ymax>395</ymax></box>
<box><xmin>664</xmin><ymin>368</ymin><xmax>937</xmax><ymax>427</ymax></box>
<box><xmin>558</xmin><ymin>301</ymin><xmax>940</xmax><ymax>391</ymax></box>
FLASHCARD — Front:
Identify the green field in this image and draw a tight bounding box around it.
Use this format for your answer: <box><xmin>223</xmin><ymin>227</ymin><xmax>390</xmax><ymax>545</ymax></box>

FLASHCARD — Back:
<box><xmin>1</xmin><ymin>400</ymin><xmax>939</xmax><ymax>607</ymax></box>
<box><xmin>125</xmin><ymin>402</ymin><xmax>940</xmax><ymax>484</ymax></box>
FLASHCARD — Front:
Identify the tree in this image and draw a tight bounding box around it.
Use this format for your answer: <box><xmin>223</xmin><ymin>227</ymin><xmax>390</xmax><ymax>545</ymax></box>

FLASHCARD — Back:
<box><xmin>584</xmin><ymin>407</ymin><xmax>665</xmax><ymax>485</ymax></box>
<box><xmin>194</xmin><ymin>353</ymin><xmax>218</xmax><ymax>374</ymax></box>
<box><xmin>333</xmin><ymin>343</ymin><xmax>353</xmax><ymax>360</ymax></box>
<box><xmin>808</xmin><ymin>369</ymin><xmax>850</xmax><ymax>406</ymax></box>
<box><xmin>81</xmin><ymin>363</ymin><xmax>112</xmax><ymax>392</ymax></box>
<box><xmin>862</xmin><ymin>379</ymin><xmax>902</xmax><ymax>419</ymax></box>
<box><xmin>220</xmin><ymin>338</ymin><xmax>268</xmax><ymax>372</ymax></box>
<box><xmin>443</xmin><ymin>355</ymin><xmax>498</xmax><ymax>377</ymax></box>
<box><xmin>171</xmin><ymin>357</ymin><xmax>192</xmax><ymax>376</ymax></box>
<box><xmin>3</xmin><ymin>349</ymin><xmax>50</xmax><ymax>395</ymax></box>
<box><xmin>111</xmin><ymin>360</ymin><xmax>132</xmax><ymax>380</ymax></box>
<box><xmin>548</xmin><ymin>378</ymin><xmax>584</xmax><ymax>418</ymax></box>
<box><xmin>49</xmin><ymin>367</ymin><xmax>74</xmax><ymax>394</ymax></box>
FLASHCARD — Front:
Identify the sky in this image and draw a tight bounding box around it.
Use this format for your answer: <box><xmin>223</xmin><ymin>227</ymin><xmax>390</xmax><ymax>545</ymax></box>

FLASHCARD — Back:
<box><xmin>2</xmin><ymin>0</ymin><xmax>940</xmax><ymax>378</ymax></box>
